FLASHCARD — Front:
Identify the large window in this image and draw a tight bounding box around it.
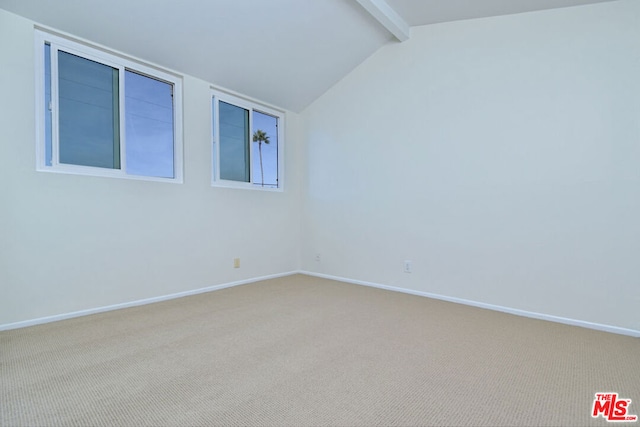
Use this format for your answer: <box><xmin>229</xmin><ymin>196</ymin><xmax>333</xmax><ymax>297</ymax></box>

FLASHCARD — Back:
<box><xmin>35</xmin><ymin>30</ymin><xmax>183</xmax><ymax>182</ymax></box>
<box><xmin>212</xmin><ymin>91</ymin><xmax>283</xmax><ymax>190</ymax></box>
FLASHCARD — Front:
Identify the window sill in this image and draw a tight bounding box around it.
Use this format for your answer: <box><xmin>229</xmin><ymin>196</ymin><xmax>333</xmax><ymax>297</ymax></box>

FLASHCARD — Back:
<box><xmin>211</xmin><ymin>180</ymin><xmax>283</xmax><ymax>192</ymax></box>
<box><xmin>37</xmin><ymin>165</ymin><xmax>183</xmax><ymax>184</ymax></box>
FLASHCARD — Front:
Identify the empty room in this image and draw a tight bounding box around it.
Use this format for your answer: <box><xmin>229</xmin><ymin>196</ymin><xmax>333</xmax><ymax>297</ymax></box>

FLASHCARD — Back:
<box><xmin>1</xmin><ymin>0</ymin><xmax>638</xmax><ymax>426</ymax></box>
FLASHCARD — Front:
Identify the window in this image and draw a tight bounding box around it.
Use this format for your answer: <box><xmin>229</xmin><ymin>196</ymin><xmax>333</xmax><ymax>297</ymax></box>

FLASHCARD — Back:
<box><xmin>35</xmin><ymin>30</ymin><xmax>183</xmax><ymax>182</ymax></box>
<box><xmin>212</xmin><ymin>91</ymin><xmax>284</xmax><ymax>190</ymax></box>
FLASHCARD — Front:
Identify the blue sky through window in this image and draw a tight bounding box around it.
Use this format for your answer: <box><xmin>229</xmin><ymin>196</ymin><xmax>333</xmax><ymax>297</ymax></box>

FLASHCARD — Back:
<box><xmin>125</xmin><ymin>71</ymin><xmax>174</xmax><ymax>178</ymax></box>
<box><xmin>57</xmin><ymin>50</ymin><xmax>120</xmax><ymax>169</ymax></box>
<box><xmin>252</xmin><ymin>111</ymin><xmax>278</xmax><ymax>187</ymax></box>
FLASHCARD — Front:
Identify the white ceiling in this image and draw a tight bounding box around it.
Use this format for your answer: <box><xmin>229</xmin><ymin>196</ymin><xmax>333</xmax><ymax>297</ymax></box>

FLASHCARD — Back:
<box><xmin>0</xmin><ymin>0</ymin><xmax>617</xmax><ymax>112</ymax></box>
<box><xmin>386</xmin><ymin>0</ymin><xmax>617</xmax><ymax>26</ymax></box>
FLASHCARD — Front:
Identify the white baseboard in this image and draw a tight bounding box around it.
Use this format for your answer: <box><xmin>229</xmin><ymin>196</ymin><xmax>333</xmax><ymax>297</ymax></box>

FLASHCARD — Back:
<box><xmin>300</xmin><ymin>271</ymin><xmax>640</xmax><ymax>338</ymax></box>
<box><xmin>4</xmin><ymin>270</ymin><xmax>638</xmax><ymax>338</ymax></box>
<box><xmin>0</xmin><ymin>271</ymin><xmax>298</xmax><ymax>331</ymax></box>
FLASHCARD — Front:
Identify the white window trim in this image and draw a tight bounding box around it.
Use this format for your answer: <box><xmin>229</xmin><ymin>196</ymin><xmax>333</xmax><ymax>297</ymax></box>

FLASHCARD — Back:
<box><xmin>211</xmin><ymin>89</ymin><xmax>285</xmax><ymax>192</ymax></box>
<box><xmin>34</xmin><ymin>29</ymin><xmax>184</xmax><ymax>183</ymax></box>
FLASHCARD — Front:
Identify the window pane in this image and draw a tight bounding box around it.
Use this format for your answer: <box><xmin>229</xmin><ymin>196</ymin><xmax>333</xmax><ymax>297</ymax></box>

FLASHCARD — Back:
<box><xmin>44</xmin><ymin>43</ymin><xmax>52</xmax><ymax>166</ymax></box>
<box><xmin>219</xmin><ymin>101</ymin><xmax>249</xmax><ymax>182</ymax></box>
<box><xmin>125</xmin><ymin>71</ymin><xmax>174</xmax><ymax>178</ymax></box>
<box><xmin>252</xmin><ymin>111</ymin><xmax>278</xmax><ymax>188</ymax></box>
<box><xmin>58</xmin><ymin>51</ymin><xmax>120</xmax><ymax>169</ymax></box>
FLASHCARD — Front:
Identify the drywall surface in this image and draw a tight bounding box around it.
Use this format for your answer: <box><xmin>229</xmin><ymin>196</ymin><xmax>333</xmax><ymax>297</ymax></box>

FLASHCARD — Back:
<box><xmin>301</xmin><ymin>0</ymin><xmax>640</xmax><ymax>331</ymax></box>
<box><xmin>0</xmin><ymin>9</ymin><xmax>302</xmax><ymax>326</ymax></box>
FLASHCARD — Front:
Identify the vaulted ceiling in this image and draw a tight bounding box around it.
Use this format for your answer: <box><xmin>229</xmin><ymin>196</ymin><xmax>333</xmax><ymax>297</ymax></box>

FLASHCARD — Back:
<box><xmin>0</xmin><ymin>0</ymin><xmax>617</xmax><ymax>112</ymax></box>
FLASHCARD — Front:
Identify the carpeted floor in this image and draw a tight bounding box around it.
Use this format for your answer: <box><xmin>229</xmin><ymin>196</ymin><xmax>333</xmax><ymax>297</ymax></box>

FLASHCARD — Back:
<box><xmin>1</xmin><ymin>274</ymin><xmax>639</xmax><ymax>426</ymax></box>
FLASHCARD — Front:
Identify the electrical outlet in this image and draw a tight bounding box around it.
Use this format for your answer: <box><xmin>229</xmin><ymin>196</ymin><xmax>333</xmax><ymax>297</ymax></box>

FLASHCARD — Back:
<box><xmin>233</xmin><ymin>258</ymin><xmax>240</xmax><ymax>268</ymax></box>
<box><xmin>315</xmin><ymin>253</ymin><xmax>321</xmax><ymax>262</ymax></box>
<box><xmin>404</xmin><ymin>260</ymin><xmax>412</xmax><ymax>273</ymax></box>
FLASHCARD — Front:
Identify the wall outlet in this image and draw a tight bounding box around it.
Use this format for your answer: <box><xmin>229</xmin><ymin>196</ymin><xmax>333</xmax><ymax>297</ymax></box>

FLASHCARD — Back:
<box><xmin>315</xmin><ymin>253</ymin><xmax>321</xmax><ymax>262</ymax></box>
<box><xmin>233</xmin><ymin>258</ymin><xmax>240</xmax><ymax>268</ymax></box>
<box><xmin>403</xmin><ymin>260</ymin><xmax>412</xmax><ymax>273</ymax></box>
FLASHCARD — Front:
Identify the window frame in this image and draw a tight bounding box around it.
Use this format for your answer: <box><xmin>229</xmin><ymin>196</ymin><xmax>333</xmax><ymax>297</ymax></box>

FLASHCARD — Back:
<box><xmin>34</xmin><ymin>29</ymin><xmax>184</xmax><ymax>183</ymax></box>
<box><xmin>211</xmin><ymin>89</ymin><xmax>284</xmax><ymax>191</ymax></box>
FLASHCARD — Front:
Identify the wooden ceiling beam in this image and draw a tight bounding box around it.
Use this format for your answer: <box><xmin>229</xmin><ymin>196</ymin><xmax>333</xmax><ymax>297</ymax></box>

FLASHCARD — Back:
<box><xmin>355</xmin><ymin>0</ymin><xmax>410</xmax><ymax>42</ymax></box>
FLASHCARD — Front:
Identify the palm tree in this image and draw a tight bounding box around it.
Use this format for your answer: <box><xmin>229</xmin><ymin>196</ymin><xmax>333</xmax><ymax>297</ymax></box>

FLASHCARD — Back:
<box><xmin>252</xmin><ymin>129</ymin><xmax>270</xmax><ymax>187</ymax></box>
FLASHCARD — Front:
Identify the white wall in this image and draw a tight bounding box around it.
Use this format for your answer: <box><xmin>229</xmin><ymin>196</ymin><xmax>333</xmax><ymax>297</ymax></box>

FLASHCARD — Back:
<box><xmin>2</xmin><ymin>1</ymin><xmax>639</xmax><ymax>333</ymax></box>
<box><xmin>0</xmin><ymin>9</ymin><xmax>303</xmax><ymax>327</ymax></box>
<box><xmin>301</xmin><ymin>0</ymin><xmax>640</xmax><ymax>331</ymax></box>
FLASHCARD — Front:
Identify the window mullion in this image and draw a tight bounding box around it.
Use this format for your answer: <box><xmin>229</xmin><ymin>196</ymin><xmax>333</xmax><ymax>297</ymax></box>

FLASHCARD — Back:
<box><xmin>212</xmin><ymin>97</ymin><xmax>220</xmax><ymax>182</ymax></box>
<box><xmin>118</xmin><ymin>67</ymin><xmax>126</xmax><ymax>174</ymax></box>
<box><xmin>248</xmin><ymin>108</ymin><xmax>254</xmax><ymax>184</ymax></box>
<box><xmin>50</xmin><ymin>45</ymin><xmax>60</xmax><ymax>167</ymax></box>
<box><xmin>276</xmin><ymin>119</ymin><xmax>280</xmax><ymax>186</ymax></box>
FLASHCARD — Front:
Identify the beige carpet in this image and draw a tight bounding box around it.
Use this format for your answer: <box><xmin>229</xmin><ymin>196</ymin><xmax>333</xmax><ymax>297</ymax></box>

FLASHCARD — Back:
<box><xmin>1</xmin><ymin>274</ymin><xmax>638</xmax><ymax>426</ymax></box>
